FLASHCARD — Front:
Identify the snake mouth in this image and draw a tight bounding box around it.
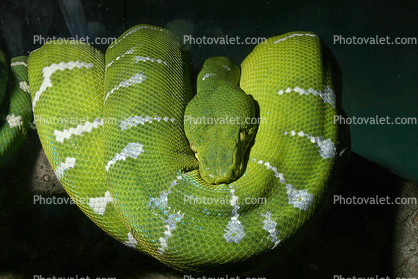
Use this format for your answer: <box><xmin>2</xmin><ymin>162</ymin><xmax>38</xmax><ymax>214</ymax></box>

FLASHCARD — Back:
<box><xmin>200</xmin><ymin>163</ymin><xmax>240</xmax><ymax>185</ymax></box>
<box><xmin>195</xmin><ymin>128</ymin><xmax>257</xmax><ymax>185</ymax></box>
<box><xmin>213</xmin><ymin>170</ymin><xmax>239</xmax><ymax>184</ymax></box>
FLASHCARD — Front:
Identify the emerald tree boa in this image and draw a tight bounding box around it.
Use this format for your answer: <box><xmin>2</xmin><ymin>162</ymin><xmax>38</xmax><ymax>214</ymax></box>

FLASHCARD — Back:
<box><xmin>1</xmin><ymin>24</ymin><xmax>349</xmax><ymax>274</ymax></box>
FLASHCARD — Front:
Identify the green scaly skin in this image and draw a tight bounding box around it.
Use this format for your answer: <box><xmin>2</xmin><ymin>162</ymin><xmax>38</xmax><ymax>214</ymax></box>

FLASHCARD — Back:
<box><xmin>28</xmin><ymin>24</ymin><xmax>349</xmax><ymax>274</ymax></box>
<box><xmin>0</xmin><ymin>52</ymin><xmax>32</xmax><ymax>168</ymax></box>
<box><xmin>184</xmin><ymin>56</ymin><xmax>257</xmax><ymax>185</ymax></box>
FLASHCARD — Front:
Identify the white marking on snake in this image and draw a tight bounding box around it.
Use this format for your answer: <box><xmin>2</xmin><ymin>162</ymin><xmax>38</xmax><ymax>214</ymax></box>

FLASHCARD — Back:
<box><xmin>32</xmin><ymin>61</ymin><xmax>94</xmax><ymax>108</ymax></box>
<box><xmin>110</xmin><ymin>25</ymin><xmax>179</xmax><ymax>49</ymax></box>
<box><xmin>133</xmin><ymin>56</ymin><xmax>169</xmax><ymax>67</ymax></box>
<box><xmin>224</xmin><ymin>187</ymin><xmax>245</xmax><ymax>244</ymax></box>
<box><xmin>88</xmin><ymin>191</ymin><xmax>113</xmax><ymax>215</ymax></box>
<box><xmin>120</xmin><ymin>115</ymin><xmax>174</xmax><ymax>130</ymax></box>
<box><xmin>148</xmin><ymin>175</ymin><xmax>184</xmax><ymax>253</ymax></box>
<box><xmin>19</xmin><ymin>81</ymin><xmax>30</xmax><ymax>94</ymax></box>
<box><xmin>278</xmin><ymin>85</ymin><xmax>336</xmax><ymax>108</ymax></box>
<box><xmin>286</xmin><ymin>185</ymin><xmax>314</xmax><ymax>212</ymax></box>
<box><xmin>283</xmin><ymin>130</ymin><xmax>336</xmax><ymax>159</ymax></box>
<box><xmin>222</xmin><ymin>65</ymin><xmax>231</xmax><ymax>71</ymax></box>
<box><xmin>251</xmin><ymin>158</ymin><xmax>285</xmax><ymax>183</ymax></box>
<box><xmin>55</xmin><ymin>157</ymin><xmax>76</xmax><ymax>179</ymax></box>
<box><xmin>273</xmin><ymin>33</ymin><xmax>319</xmax><ymax>43</ymax></box>
<box><xmin>54</xmin><ymin>118</ymin><xmax>103</xmax><ymax>143</ymax></box>
<box><xmin>202</xmin><ymin>73</ymin><xmax>215</xmax><ymax>80</ymax></box>
<box><xmin>261</xmin><ymin>211</ymin><xmax>281</xmax><ymax>249</ymax></box>
<box><xmin>104</xmin><ymin>72</ymin><xmax>146</xmax><ymax>103</ymax></box>
<box><xmin>106</xmin><ymin>47</ymin><xmax>135</xmax><ymax>69</ymax></box>
<box><xmin>6</xmin><ymin>114</ymin><xmax>22</xmax><ymax>129</ymax></box>
<box><xmin>105</xmin><ymin>142</ymin><xmax>144</xmax><ymax>171</ymax></box>
<box><xmin>124</xmin><ymin>232</ymin><xmax>138</xmax><ymax>248</ymax></box>
<box><xmin>11</xmin><ymin>61</ymin><xmax>27</xmax><ymax>67</ymax></box>
<box><xmin>316</xmin><ymin>138</ymin><xmax>337</xmax><ymax>159</ymax></box>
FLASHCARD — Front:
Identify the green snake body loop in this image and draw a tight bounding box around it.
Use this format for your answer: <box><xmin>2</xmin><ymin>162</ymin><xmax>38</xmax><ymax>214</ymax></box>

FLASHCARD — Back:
<box><xmin>0</xmin><ymin>53</ymin><xmax>32</xmax><ymax>168</ymax></box>
<box><xmin>28</xmin><ymin>24</ymin><xmax>347</xmax><ymax>273</ymax></box>
<box><xmin>29</xmin><ymin>41</ymin><xmax>130</xmax><ymax>243</ymax></box>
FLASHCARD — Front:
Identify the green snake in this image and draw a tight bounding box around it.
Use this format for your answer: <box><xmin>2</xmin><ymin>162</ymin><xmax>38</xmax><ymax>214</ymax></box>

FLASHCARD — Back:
<box><xmin>2</xmin><ymin>24</ymin><xmax>348</xmax><ymax>273</ymax></box>
<box><xmin>0</xmin><ymin>52</ymin><xmax>32</xmax><ymax>169</ymax></box>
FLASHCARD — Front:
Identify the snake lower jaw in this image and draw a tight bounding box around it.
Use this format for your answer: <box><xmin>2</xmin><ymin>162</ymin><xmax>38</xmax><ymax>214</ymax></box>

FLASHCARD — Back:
<box><xmin>200</xmin><ymin>164</ymin><xmax>241</xmax><ymax>185</ymax></box>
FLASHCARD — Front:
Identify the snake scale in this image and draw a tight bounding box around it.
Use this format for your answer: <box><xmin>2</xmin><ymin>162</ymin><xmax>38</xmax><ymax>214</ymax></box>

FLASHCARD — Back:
<box><xmin>1</xmin><ymin>24</ymin><xmax>349</xmax><ymax>274</ymax></box>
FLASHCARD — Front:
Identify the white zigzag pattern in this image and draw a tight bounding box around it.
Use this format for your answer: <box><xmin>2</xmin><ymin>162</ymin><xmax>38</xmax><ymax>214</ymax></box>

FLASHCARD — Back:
<box><xmin>32</xmin><ymin>61</ymin><xmax>94</xmax><ymax>108</ymax></box>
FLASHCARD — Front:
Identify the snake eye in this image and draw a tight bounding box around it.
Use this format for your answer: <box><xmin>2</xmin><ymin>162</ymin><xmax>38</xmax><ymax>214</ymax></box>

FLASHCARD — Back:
<box><xmin>190</xmin><ymin>141</ymin><xmax>197</xmax><ymax>153</ymax></box>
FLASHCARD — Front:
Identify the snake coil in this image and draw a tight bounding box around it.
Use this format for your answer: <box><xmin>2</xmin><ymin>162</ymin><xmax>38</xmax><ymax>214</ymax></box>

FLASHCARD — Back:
<box><xmin>17</xmin><ymin>24</ymin><xmax>349</xmax><ymax>273</ymax></box>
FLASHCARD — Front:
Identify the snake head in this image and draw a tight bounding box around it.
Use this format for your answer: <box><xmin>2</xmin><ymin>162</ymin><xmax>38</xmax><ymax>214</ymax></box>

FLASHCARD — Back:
<box><xmin>189</xmin><ymin>124</ymin><xmax>257</xmax><ymax>184</ymax></box>
<box><xmin>184</xmin><ymin>87</ymin><xmax>257</xmax><ymax>184</ymax></box>
<box><xmin>184</xmin><ymin>56</ymin><xmax>258</xmax><ymax>185</ymax></box>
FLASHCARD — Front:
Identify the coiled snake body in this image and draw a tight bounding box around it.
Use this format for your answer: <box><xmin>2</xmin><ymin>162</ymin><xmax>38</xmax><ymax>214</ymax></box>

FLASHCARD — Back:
<box><xmin>3</xmin><ymin>24</ymin><xmax>348</xmax><ymax>273</ymax></box>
